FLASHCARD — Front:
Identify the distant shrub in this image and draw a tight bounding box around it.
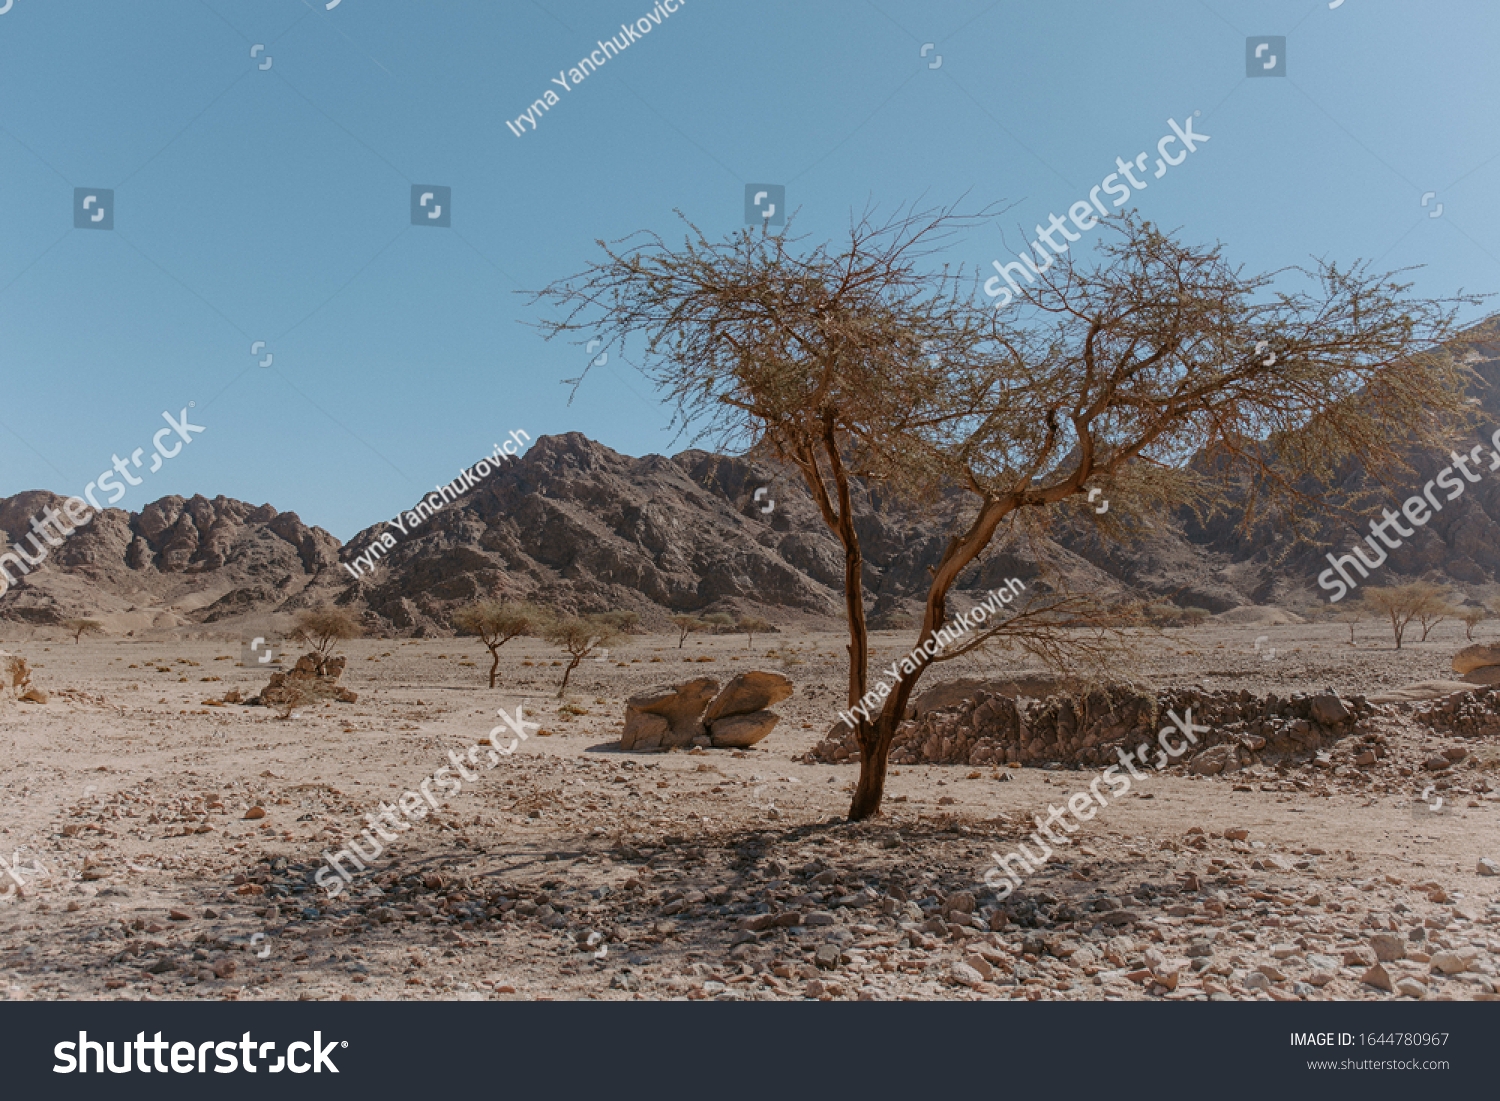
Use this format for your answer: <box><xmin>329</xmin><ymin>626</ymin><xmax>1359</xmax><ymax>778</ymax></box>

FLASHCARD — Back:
<box><xmin>736</xmin><ymin>615</ymin><xmax>773</xmax><ymax>648</ymax></box>
<box><xmin>1145</xmin><ymin>603</ymin><xmax>1184</xmax><ymax>627</ymax></box>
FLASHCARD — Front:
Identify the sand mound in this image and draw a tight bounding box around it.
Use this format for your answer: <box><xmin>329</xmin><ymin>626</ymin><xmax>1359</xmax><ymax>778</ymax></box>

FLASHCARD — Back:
<box><xmin>1214</xmin><ymin>606</ymin><xmax>1306</xmax><ymax>626</ymax></box>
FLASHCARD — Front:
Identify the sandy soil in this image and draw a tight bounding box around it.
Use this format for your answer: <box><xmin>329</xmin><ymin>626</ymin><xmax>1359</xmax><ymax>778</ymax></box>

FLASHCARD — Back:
<box><xmin>1</xmin><ymin>620</ymin><xmax>1497</xmax><ymax>1002</ymax></box>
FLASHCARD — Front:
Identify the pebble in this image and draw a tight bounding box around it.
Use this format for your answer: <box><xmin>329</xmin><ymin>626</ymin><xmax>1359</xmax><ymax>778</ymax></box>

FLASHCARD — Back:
<box><xmin>949</xmin><ymin>961</ymin><xmax>985</xmax><ymax>988</ymax></box>
<box><xmin>963</xmin><ymin>954</ymin><xmax>994</xmax><ymax>981</ymax></box>
<box><xmin>1430</xmin><ymin>950</ymin><xmax>1471</xmax><ymax>975</ymax></box>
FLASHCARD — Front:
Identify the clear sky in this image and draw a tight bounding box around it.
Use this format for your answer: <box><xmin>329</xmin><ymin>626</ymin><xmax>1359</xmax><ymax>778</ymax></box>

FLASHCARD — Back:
<box><xmin>1</xmin><ymin>0</ymin><xmax>1496</xmax><ymax>540</ymax></box>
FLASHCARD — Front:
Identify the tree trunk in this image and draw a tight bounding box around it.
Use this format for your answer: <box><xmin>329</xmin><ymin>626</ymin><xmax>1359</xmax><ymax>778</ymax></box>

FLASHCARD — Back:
<box><xmin>487</xmin><ymin>648</ymin><xmax>500</xmax><ymax>689</ymax></box>
<box><xmin>847</xmin><ymin>724</ymin><xmax>891</xmax><ymax>820</ymax></box>
<box><xmin>558</xmin><ymin>655</ymin><xmax>582</xmax><ymax>697</ymax></box>
<box><xmin>852</xmin><ymin>738</ymin><xmax>882</xmax><ymax>822</ymax></box>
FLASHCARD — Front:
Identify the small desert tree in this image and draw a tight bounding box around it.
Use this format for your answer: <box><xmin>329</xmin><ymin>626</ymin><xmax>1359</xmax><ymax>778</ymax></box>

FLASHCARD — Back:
<box><xmin>539</xmin><ymin>614</ymin><xmax>622</xmax><ymax>698</ymax></box>
<box><xmin>737</xmin><ymin>615</ymin><xmax>772</xmax><ymax>648</ymax></box>
<box><xmin>702</xmin><ymin>613</ymin><xmax>734</xmax><ymax>635</ymax></box>
<box><xmin>451</xmin><ymin>600</ymin><xmax>544</xmax><ymax>688</ymax></box>
<box><xmin>62</xmin><ymin>619</ymin><xmax>104</xmax><ymax>645</ymax></box>
<box><xmin>538</xmin><ymin>202</ymin><xmax>1481</xmax><ymax>820</ymax></box>
<box><xmin>1336</xmin><ymin>607</ymin><xmax>1363</xmax><ymax>645</ymax></box>
<box><xmin>1417</xmin><ymin>593</ymin><xmax>1460</xmax><ymax>642</ymax></box>
<box><xmin>291</xmin><ymin>606</ymin><xmax>364</xmax><ymax>655</ymax></box>
<box><xmin>1461</xmin><ymin>605</ymin><xmax>1487</xmax><ymax>641</ymax></box>
<box><xmin>1361</xmin><ymin>582</ymin><xmax>1452</xmax><ymax>650</ymax></box>
<box><xmin>670</xmin><ymin>615</ymin><xmax>706</xmax><ymax>648</ymax></box>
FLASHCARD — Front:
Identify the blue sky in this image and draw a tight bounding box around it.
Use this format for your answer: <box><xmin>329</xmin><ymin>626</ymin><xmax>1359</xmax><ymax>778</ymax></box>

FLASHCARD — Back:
<box><xmin>1</xmin><ymin>0</ymin><xmax>1496</xmax><ymax>540</ymax></box>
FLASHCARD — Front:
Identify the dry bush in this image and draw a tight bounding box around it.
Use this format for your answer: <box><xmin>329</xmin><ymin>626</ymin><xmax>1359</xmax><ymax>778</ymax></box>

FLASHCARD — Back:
<box><xmin>290</xmin><ymin>607</ymin><xmax>364</xmax><ymax>655</ymax></box>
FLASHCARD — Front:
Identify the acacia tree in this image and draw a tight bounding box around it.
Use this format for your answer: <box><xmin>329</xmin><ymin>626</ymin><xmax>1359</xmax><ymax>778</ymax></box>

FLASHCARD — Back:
<box><xmin>1462</xmin><ymin>605</ymin><xmax>1487</xmax><ymax>640</ymax></box>
<box><xmin>1336</xmin><ymin>607</ymin><xmax>1364</xmax><ymax>645</ymax></box>
<box><xmin>1361</xmin><ymin>582</ymin><xmax>1454</xmax><ymax>649</ymax></box>
<box><xmin>537</xmin><ymin>204</ymin><xmax>1481</xmax><ymax>820</ymax></box>
<box><xmin>62</xmin><ymin>619</ymin><xmax>104</xmax><ymax>644</ymax></box>
<box><xmin>670</xmin><ymin>615</ymin><xmax>706</xmax><ymax>648</ymax></box>
<box><xmin>451</xmin><ymin>600</ymin><xmax>544</xmax><ymax>688</ymax></box>
<box><xmin>291</xmin><ymin>607</ymin><xmax>364</xmax><ymax>655</ymax></box>
<box><xmin>737</xmin><ymin>615</ymin><xmax>772</xmax><ymax>648</ymax></box>
<box><xmin>539</xmin><ymin>614</ymin><xmax>622</xmax><ymax>698</ymax></box>
<box><xmin>1417</xmin><ymin>590</ymin><xmax>1460</xmax><ymax>642</ymax></box>
<box><xmin>702</xmin><ymin>613</ymin><xmax>734</xmax><ymax>635</ymax></box>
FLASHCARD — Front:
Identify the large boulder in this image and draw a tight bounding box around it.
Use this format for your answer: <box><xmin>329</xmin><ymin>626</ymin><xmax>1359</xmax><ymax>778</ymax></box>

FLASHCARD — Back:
<box><xmin>704</xmin><ymin>672</ymin><xmax>794</xmax><ymax>723</ymax></box>
<box><xmin>621</xmin><ymin>673</ymin><xmax>795</xmax><ymax>751</ymax></box>
<box><xmin>621</xmin><ymin>677</ymin><xmax>720</xmax><ymax>752</ymax></box>
<box><xmin>704</xmin><ymin>672</ymin><xmax>793</xmax><ymax>748</ymax></box>
<box><xmin>708</xmin><ymin>710</ymin><xmax>781</xmax><ymax>748</ymax></box>
<box><xmin>1453</xmin><ymin>644</ymin><xmax>1500</xmax><ymax>675</ymax></box>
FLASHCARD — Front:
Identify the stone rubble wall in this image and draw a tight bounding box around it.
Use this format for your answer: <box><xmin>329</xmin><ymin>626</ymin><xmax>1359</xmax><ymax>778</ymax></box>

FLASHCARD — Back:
<box><xmin>1414</xmin><ymin>685</ymin><xmax>1500</xmax><ymax>738</ymax></box>
<box><xmin>804</xmin><ymin>684</ymin><xmax>1375</xmax><ymax>774</ymax></box>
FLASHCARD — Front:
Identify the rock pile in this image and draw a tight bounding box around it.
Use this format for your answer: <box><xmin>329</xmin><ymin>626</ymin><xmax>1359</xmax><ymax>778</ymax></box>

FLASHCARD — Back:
<box><xmin>622</xmin><ymin>672</ymin><xmax>793</xmax><ymax>751</ymax></box>
<box><xmin>1453</xmin><ymin>643</ymin><xmax>1500</xmax><ymax>687</ymax></box>
<box><xmin>253</xmin><ymin>651</ymin><xmax>358</xmax><ymax>707</ymax></box>
<box><xmin>1414</xmin><ymin>684</ymin><xmax>1500</xmax><ymax>737</ymax></box>
<box><xmin>805</xmin><ymin>684</ymin><xmax>1374</xmax><ymax>771</ymax></box>
<box><xmin>0</xmin><ymin>649</ymin><xmax>46</xmax><ymax>704</ymax></box>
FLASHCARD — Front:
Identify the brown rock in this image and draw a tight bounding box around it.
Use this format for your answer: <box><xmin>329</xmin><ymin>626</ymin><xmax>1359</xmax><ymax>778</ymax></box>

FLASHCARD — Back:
<box><xmin>1361</xmin><ymin>963</ymin><xmax>1394</xmax><ymax>992</ymax></box>
<box><xmin>1309</xmin><ymin>693</ymin><xmax>1350</xmax><ymax>724</ymax></box>
<box><xmin>244</xmin><ymin>806</ymin><xmax>266</xmax><ymax>820</ymax></box>
<box><xmin>258</xmin><ymin>651</ymin><xmax>357</xmax><ymax>707</ymax></box>
<box><xmin>703</xmin><ymin>672</ymin><xmax>793</xmax><ymax>723</ymax></box>
<box><xmin>709</xmin><ymin>710</ymin><xmax>780</xmax><ymax>748</ymax></box>
<box><xmin>620</xmin><ymin>712</ymin><xmax>670</xmax><ymax>752</ymax></box>
<box><xmin>621</xmin><ymin>678</ymin><xmax>719</xmax><ymax>751</ymax></box>
<box><xmin>1452</xmin><ymin>643</ymin><xmax>1500</xmax><ymax>675</ymax></box>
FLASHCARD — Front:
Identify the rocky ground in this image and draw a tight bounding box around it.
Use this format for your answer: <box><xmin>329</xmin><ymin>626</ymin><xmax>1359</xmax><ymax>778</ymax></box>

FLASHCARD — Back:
<box><xmin>1</xmin><ymin>619</ymin><xmax>1498</xmax><ymax>1002</ymax></box>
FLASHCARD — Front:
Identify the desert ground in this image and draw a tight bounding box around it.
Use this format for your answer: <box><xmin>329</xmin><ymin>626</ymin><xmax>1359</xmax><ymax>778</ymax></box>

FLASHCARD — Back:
<box><xmin>1</xmin><ymin>617</ymin><xmax>1497</xmax><ymax>1003</ymax></box>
